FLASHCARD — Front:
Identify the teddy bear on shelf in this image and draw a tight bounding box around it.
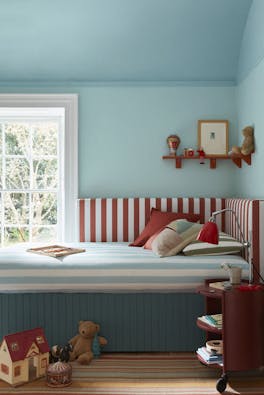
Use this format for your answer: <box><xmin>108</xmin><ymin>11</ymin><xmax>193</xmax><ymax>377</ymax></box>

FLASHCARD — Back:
<box><xmin>231</xmin><ymin>126</ymin><xmax>254</xmax><ymax>156</ymax></box>
<box><xmin>69</xmin><ymin>320</ymin><xmax>107</xmax><ymax>365</ymax></box>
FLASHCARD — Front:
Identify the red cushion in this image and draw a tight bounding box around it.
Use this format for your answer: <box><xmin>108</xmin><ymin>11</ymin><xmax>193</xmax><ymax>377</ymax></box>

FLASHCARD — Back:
<box><xmin>129</xmin><ymin>208</ymin><xmax>200</xmax><ymax>247</ymax></box>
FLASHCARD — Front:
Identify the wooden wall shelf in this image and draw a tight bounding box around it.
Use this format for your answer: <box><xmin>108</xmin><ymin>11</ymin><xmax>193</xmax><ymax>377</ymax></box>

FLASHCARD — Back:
<box><xmin>162</xmin><ymin>153</ymin><xmax>252</xmax><ymax>169</ymax></box>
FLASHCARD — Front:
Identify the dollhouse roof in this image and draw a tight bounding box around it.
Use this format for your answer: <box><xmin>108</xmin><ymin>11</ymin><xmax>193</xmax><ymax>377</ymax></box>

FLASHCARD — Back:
<box><xmin>3</xmin><ymin>327</ymin><xmax>49</xmax><ymax>362</ymax></box>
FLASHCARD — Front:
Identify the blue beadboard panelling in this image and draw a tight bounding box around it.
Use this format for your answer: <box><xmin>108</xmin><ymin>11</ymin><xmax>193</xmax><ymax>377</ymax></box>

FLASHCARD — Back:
<box><xmin>0</xmin><ymin>293</ymin><xmax>204</xmax><ymax>351</ymax></box>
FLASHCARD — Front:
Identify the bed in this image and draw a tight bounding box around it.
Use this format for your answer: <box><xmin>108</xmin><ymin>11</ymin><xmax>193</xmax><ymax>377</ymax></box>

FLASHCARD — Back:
<box><xmin>0</xmin><ymin>243</ymin><xmax>250</xmax><ymax>293</ymax></box>
<box><xmin>0</xmin><ymin>197</ymin><xmax>263</xmax><ymax>351</ymax></box>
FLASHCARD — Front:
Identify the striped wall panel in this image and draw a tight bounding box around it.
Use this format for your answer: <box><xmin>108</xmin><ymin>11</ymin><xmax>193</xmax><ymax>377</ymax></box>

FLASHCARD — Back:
<box><xmin>0</xmin><ymin>293</ymin><xmax>204</xmax><ymax>352</ymax></box>
<box><xmin>225</xmin><ymin>199</ymin><xmax>264</xmax><ymax>282</ymax></box>
<box><xmin>78</xmin><ymin>197</ymin><xmax>264</xmax><ymax>282</ymax></box>
<box><xmin>78</xmin><ymin>197</ymin><xmax>226</xmax><ymax>242</ymax></box>
<box><xmin>259</xmin><ymin>201</ymin><xmax>264</xmax><ymax>280</ymax></box>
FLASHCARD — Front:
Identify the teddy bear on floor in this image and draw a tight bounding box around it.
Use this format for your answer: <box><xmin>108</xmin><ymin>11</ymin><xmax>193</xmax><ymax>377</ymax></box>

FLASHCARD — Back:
<box><xmin>231</xmin><ymin>126</ymin><xmax>254</xmax><ymax>156</ymax></box>
<box><xmin>69</xmin><ymin>320</ymin><xmax>107</xmax><ymax>365</ymax></box>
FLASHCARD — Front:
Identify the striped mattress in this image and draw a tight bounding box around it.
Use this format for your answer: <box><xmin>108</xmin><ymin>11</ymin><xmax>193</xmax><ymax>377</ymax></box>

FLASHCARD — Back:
<box><xmin>0</xmin><ymin>242</ymin><xmax>249</xmax><ymax>293</ymax></box>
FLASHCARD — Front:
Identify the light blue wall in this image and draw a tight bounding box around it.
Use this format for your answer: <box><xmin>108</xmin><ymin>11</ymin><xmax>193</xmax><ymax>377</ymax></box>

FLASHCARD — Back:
<box><xmin>78</xmin><ymin>85</ymin><xmax>238</xmax><ymax>198</ymax></box>
<box><xmin>0</xmin><ymin>84</ymin><xmax>237</xmax><ymax>198</ymax></box>
<box><xmin>236</xmin><ymin>0</ymin><xmax>264</xmax><ymax>198</ymax></box>
<box><xmin>237</xmin><ymin>0</ymin><xmax>264</xmax><ymax>83</ymax></box>
<box><xmin>0</xmin><ymin>0</ymin><xmax>251</xmax><ymax>83</ymax></box>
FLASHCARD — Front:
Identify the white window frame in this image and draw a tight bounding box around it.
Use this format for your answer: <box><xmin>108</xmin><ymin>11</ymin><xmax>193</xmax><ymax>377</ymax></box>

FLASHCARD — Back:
<box><xmin>0</xmin><ymin>94</ymin><xmax>78</xmax><ymax>242</ymax></box>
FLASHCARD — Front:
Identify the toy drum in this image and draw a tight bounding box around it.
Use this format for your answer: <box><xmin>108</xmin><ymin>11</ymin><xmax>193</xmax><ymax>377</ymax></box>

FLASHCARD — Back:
<box><xmin>46</xmin><ymin>361</ymin><xmax>72</xmax><ymax>387</ymax></box>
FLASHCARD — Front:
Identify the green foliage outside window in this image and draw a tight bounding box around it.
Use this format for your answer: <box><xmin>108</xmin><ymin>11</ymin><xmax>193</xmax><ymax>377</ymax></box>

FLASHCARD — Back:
<box><xmin>0</xmin><ymin>121</ymin><xmax>59</xmax><ymax>246</ymax></box>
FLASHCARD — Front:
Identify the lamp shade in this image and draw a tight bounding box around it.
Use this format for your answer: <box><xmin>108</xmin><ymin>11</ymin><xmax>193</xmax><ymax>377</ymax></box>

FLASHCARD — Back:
<box><xmin>197</xmin><ymin>221</ymin><xmax>219</xmax><ymax>244</ymax></box>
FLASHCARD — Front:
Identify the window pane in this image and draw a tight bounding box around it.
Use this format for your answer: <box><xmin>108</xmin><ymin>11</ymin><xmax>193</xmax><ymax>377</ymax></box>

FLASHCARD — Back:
<box><xmin>0</xmin><ymin>125</ymin><xmax>2</xmax><ymax>189</ymax></box>
<box><xmin>0</xmin><ymin>157</ymin><xmax>2</xmax><ymax>189</ymax></box>
<box><xmin>32</xmin><ymin>192</ymin><xmax>57</xmax><ymax>225</ymax></box>
<box><xmin>0</xmin><ymin>103</ymin><xmax>66</xmax><ymax>247</ymax></box>
<box><xmin>4</xmin><ymin>192</ymin><xmax>29</xmax><ymax>225</ymax></box>
<box><xmin>32</xmin><ymin>227</ymin><xmax>56</xmax><ymax>243</ymax></box>
<box><xmin>0</xmin><ymin>194</ymin><xmax>1</xmax><ymax>249</ymax></box>
<box><xmin>32</xmin><ymin>122</ymin><xmax>58</xmax><ymax>156</ymax></box>
<box><xmin>33</xmin><ymin>159</ymin><xmax>57</xmax><ymax>189</ymax></box>
<box><xmin>5</xmin><ymin>158</ymin><xmax>30</xmax><ymax>189</ymax></box>
<box><xmin>4</xmin><ymin>227</ymin><xmax>29</xmax><ymax>245</ymax></box>
<box><xmin>0</xmin><ymin>124</ymin><xmax>2</xmax><ymax>154</ymax></box>
<box><xmin>5</xmin><ymin>123</ymin><xmax>30</xmax><ymax>156</ymax></box>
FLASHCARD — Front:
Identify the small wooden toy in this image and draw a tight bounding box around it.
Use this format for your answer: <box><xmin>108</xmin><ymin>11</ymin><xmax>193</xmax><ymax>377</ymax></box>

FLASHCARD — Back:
<box><xmin>0</xmin><ymin>327</ymin><xmax>50</xmax><ymax>386</ymax></box>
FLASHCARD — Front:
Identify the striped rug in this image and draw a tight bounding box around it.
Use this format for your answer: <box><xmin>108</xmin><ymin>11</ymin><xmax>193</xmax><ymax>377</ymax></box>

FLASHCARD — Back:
<box><xmin>0</xmin><ymin>353</ymin><xmax>263</xmax><ymax>395</ymax></box>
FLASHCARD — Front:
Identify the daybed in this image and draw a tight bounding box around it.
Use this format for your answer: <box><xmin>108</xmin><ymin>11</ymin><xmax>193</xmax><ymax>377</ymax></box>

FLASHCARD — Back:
<box><xmin>0</xmin><ymin>197</ymin><xmax>263</xmax><ymax>352</ymax></box>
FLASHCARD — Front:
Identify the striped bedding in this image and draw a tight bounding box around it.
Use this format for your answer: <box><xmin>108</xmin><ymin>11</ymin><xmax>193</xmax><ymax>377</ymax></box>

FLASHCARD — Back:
<box><xmin>0</xmin><ymin>242</ymin><xmax>249</xmax><ymax>293</ymax></box>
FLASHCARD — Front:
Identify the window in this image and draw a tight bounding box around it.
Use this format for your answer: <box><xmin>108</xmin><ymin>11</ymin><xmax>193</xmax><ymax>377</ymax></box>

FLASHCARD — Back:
<box><xmin>14</xmin><ymin>366</ymin><xmax>21</xmax><ymax>377</ymax></box>
<box><xmin>0</xmin><ymin>95</ymin><xmax>78</xmax><ymax>245</ymax></box>
<box><xmin>41</xmin><ymin>358</ymin><xmax>47</xmax><ymax>368</ymax></box>
<box><xmin>36</xmin><ymin>336</ymin><xmax>44</xmax><ymax>344</ymax></box>
<box><xmin>11</xmin><ymin>342</ymin><xmax>19</xmax><ymax>352</ymax></box>
<box><xmin>1</xmin><ymin>363</ymin><xmax>9</xmax><ymax>375</ymax></box>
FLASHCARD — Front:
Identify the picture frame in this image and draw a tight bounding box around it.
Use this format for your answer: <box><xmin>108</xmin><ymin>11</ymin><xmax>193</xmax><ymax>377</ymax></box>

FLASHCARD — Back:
<box><xmin>198</xmin><ymin>120</ymin><xmax>229</xmax><ymax>156</ymax></box>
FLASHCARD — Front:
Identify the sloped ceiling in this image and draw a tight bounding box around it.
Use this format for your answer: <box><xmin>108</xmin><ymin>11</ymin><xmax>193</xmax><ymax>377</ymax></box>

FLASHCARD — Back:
<box><xmin>0</xmin><ymin>0</ymin><xmax>252</xmax><ymax>83</ymax></box>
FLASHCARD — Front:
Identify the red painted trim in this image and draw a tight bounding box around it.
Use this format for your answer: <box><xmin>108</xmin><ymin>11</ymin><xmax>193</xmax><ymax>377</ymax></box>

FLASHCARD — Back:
<box><xmin>188</xmin><ymin>198</ymin><xmax>194</xmax><ymax>213</ymax></box>
<box><xmin>221</xmin><ymin>198</ymin><xmax>226</xmax><ymax>232</ymax></box>
<box><xmin>239</xmin><ymin>199</ymin><xmax>244</xmax><ymax>242</ymax></box>
<box><xmin>79</xmin><ymin>199</ymin><xmax>85</xmax><ymax>242</ymax></box>
<box><xmin>134</xmin><ymin>198</ymin><xmax>140</xmax><ymax>240</ymax></box>
<box><xmin>123</xmin><ymin>198</ymin><xmax>129</xmax><ymax>242</ymax></box>
<box><xmin>90</xmin><ymin>199</ymin><xmax>96</xmax><ymax>242</ymax></box>
<box><xmin>252</xmin><ymin>200</ymin><xmax>260</xmax><ymax>282</ymax></box>
<box><xmin>167</xmin><ymin>198</ymin><xmax>172</xmax><ymax>212</ymax></box>
<box><xmin>112</xmin><ymin>199</ymin><xmax>118</xmax><ymax>242</ymax></box>
<box><xmin>145</xmin><ymin>198</ymin><xmax>151</xmax><ymax>225</ymax></box>
<box><xmin>210</xmin><ymin>197</ymin><xmax>216</xmax><ymax>216</ymax></box>
<box><xmin>178</xmin><ymin>198</ymin><xmax>183</xmax><ymax>212</ymax></box>
<box><xmin>156</xmin><ymin>198</ymin><xmax>161</xmax><ymax>210</ymax></box>
<box><xmin>199</xmin><ymin>198</ymin><xmax>205</xmax><ymax>224</ymax></box>
<box><xmin>101</xmin><ymin>199</ymin><xmax>107</xmax><ymax>242</ymax></box>
<box><xmin>244</xmin><ymin>200</ymin><xmax>249</xmax><ymax>248</ymax></box>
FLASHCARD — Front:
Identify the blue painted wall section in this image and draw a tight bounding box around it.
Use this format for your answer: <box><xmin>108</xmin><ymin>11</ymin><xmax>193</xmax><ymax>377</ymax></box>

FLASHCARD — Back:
<box><xmin>0</xmin><ymin>293</ymin><xmax>204</xmax><ymax>352</ymax></box>
<box><xmin>0</xmin><ymin>0</ymin><xmax>251</xmax><ymax>83</ymax></box>
<box><xmin>1</xmin><ymin>0</ymin><xmax>263</xmax><ymax>354</ymax></box>
<box><xmin>236</xmin><ymin>0</ymin><xmax>264</xmax><ymax>198</ymax></box>
<box><xmin>0</xmin><ymin>84</ymin><xmax>237</xmax><ymax>198</ymax></box>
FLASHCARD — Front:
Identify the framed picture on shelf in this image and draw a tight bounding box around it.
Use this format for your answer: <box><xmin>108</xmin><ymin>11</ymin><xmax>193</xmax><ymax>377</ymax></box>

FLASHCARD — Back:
<box><xmin>198</xmin><ymin>120</ymin><xmax>229</xmax><ymax>156</ymax></box>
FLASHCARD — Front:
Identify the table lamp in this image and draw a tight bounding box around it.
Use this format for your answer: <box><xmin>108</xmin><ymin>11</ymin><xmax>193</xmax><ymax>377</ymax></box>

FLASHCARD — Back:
<box><xmin>197</xmin><ymin>208</ymin><xmax>253</xmax><ymax>282</ymax></box>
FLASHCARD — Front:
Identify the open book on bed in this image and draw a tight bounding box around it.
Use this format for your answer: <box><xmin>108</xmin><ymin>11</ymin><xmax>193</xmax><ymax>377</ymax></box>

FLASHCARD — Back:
<box><xmin>27</xmin><ymin>245</ymin><xmax>85</xmax><ymax>258</ymax></box>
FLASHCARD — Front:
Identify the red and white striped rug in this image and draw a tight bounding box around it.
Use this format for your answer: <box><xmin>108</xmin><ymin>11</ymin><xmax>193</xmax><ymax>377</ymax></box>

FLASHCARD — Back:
<box><xmin>0</xmin><ymin>353</ymin><xmax>263</xmax><ymax>394</ymax></box>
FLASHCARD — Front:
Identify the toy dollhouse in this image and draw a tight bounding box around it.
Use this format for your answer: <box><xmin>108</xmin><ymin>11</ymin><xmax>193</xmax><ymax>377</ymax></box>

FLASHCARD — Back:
<box><xmin>0</xmin><ymin>327</ymin><xmax>49</xmax><ymax>386</ymax></box>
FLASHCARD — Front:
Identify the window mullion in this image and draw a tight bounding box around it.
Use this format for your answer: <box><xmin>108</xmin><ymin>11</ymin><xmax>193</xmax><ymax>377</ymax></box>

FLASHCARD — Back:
<box><xmin>1</xmin><ymin>123</ymin><xmax>5</xmax><ymax>247</ymax></box>
<box><xmin>29</xmin><ymin>124</ymin><xmax>33</xmax><ymax>243</ymax></box>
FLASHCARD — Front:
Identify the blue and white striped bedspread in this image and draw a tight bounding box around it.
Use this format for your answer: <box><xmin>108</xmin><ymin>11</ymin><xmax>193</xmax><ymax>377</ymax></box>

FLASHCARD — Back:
<box><xmin>0</xmin><ymin>242</ymin><xmax>249</xmax><ymax>293</ymax></box>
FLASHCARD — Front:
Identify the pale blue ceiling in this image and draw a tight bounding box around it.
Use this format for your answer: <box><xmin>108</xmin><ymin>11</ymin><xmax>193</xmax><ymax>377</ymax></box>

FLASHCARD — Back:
<box><xmin>0</xmin><ymin>0</ymin><xmax>252</xmax><ymax>83</ymax></box>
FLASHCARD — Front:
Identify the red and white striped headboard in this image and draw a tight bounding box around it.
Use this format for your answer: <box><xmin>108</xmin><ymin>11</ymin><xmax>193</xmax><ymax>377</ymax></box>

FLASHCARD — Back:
<box><xmin>77</xmin><ymin>197</ymin><xmax>264</xmax><ymax>282</ymax></box>
<box><xmin>78</xmin><ymin>197</ymin><xmax>227</xmax><ymax>243</ymax></box>
<box><xmin>225</xmin><ymin>198</ymin><xmax>264</xmax><ymax>281</ymax></box>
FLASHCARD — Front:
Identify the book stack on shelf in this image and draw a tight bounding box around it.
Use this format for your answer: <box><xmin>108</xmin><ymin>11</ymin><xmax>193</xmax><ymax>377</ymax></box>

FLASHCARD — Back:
<box><xmin>196</xmin><ymin>346</ymin><xmax>223</xmax><ymax>366</ymax></box>
<box><xmin>197</xmin><ymin>314</ymin><xmax>222</xmax><ymax>329</ymax></box>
